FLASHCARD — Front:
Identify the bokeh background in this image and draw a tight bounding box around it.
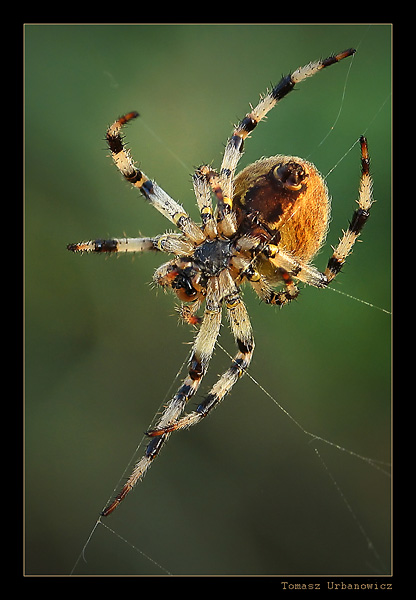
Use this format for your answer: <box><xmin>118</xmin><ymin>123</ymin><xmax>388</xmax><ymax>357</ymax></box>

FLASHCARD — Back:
<box><xmin>25</xmin><ymin>23</ymin><xmax>391</xmax><ymax>576</ymax></box>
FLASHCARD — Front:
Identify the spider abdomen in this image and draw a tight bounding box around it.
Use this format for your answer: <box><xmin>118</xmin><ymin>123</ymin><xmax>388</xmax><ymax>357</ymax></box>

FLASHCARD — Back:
<box><xmin>234</xmin><ymin>155</ymin><xmax>330</xmax><ymax>263</ymax></box>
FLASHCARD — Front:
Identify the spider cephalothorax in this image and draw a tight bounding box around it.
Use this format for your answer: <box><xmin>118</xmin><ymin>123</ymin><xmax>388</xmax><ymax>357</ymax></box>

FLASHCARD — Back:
<box><xmin>68</xmin><ymin>48</ymin><xmax>373</xmax><ymax>516</ymax></box>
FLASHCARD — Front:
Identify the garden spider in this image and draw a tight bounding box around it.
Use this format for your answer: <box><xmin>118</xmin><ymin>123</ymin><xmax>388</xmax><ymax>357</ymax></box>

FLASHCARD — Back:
<box><xmin>68</xmin><ymin>48</ymin><xmax>373</xmax><ymax>516</ymax></box>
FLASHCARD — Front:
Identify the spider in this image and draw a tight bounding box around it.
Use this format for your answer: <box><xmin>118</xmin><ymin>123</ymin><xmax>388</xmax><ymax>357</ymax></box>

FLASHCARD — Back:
<box><xmin>68</xmin><ymin>48</ymin><xmax>373</xmax><ymax>517</ymax></box>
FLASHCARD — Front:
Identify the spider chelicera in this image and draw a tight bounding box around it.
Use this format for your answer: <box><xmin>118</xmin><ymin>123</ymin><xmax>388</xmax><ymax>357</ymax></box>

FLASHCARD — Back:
<box><xmin>68</xmin><ymin>48</ymin><xmax>373</xmax><ymax>516</ymax></box>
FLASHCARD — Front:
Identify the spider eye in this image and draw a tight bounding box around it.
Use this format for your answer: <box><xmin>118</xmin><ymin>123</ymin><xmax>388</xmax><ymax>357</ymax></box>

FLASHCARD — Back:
<box><xmin>273</xmin><ymin>162</ymin><xmax>308</xmax><ymax>191</ymax></box>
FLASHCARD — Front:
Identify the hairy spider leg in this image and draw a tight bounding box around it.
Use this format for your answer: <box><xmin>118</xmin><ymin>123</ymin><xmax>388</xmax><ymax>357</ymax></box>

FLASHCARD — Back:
<box><xmin>106</xmin><ymin>112</ymin><xmax>205</xmax><ymax>246</ymax></box>
<box><xmin>198</xmin><ymin>165</ymin><xmax>238</xmax><ymax>238</ymax></box>
<box><xmin>101</xmin><ymin>276</ymin><xmax>224</xmax><ymax>516</ymax></box>
<box><xmin>324</xmin><ymin>136</ymin><xmax>373</xmax><ymax>282</ymax></box>
<box><xmin>147</xmin><ymin>288</ymin><xmax>254</xmax><ymax>435</ymax></box>
<box><xmin>67</xmin><ymin>237</ymin><xmax>160</xmax><ymax>254</ymax></box>
<box><xmin>67</xmin><ymin>233</ymin><xmax>195</xmax><ymax>256</ymax></box>
<box><xmin>219</xmin><ymin>49</ymin><xmax>356</xmax><ymax>201</ymax></box>
<box><xmin>193</xmin><ymin>168</ymin><xmax>218</xmax><ymax>240</ymax></box>
<box><xmin>250</xmin><ymin>267</ymin><xmax>300</xmax><ymax>306</ymax></box>
<box><xmin>230</xmin><ymin>248</ymin><xmax>301</xmax><ymax>307</ymax></box>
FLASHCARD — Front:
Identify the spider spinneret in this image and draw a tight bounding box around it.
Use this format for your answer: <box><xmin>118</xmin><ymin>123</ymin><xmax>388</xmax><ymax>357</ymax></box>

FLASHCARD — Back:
<box><xmin>68</xmin><ymin>48</ymin><xmax>374</xmax><ymax>516</ymax></box>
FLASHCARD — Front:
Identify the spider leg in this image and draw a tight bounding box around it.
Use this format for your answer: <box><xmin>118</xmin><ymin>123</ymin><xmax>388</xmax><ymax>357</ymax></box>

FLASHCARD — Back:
<box><xmin>197</xmin><ymin>165</ymin><xmax>237</xmax><ymax>237</ymax></box>
<box><xmin>193</xmin><ymin>168</ymin><xmax>218</xmax><ymax>239</ymax></box>
<box><xmin>324</xmin><ymin>136</ymin><xmax>374</xmax><ymax>283</ymax></box>
<box><xmin>101</xmin><ymin>435</ymin><xmax>168</xmax><ymax>516</ymax></box>
<box><xmin>67</xmin><ymin>233</ymin><xmax>195</xmax><ymax>255</ymax></box>
<box><xmin>250</xmin><ymin>267</ymin><xmax>300</xmax><ymax>306</ymax></box>
<box><xmin>152</xmin><ymin>234</ymin><xmax>196</xmax><ymax>256</ymax></box>
<box><xmin>232</xmin><ymin>224</ymin><xmax>330</xmax><ymax>289</ymax></box>
<box><xmin>220</xmin><ymin>49</ymin><xmax>356</xmax><ymax>199</ymax></box>
<box><xmin>230</xmin><ymin>254</ymin><xmax>300</xmax><ymax>306</ymax></box>
<box><xmin>148</xmin><ymin>280</ymin><xmax>254</xmax><ymax>436</ymax></box>
<box><xmin>101</xmin><ymin>276</ymin><xmax>223</xmax><ymax>516</ymax></box>
<box><xmin>67</xmin><ymin>236</ymin><xmax>159</xmax><ymax>254</ymax></box>
<box><xmin>263</xmin><ymin>245</ymin><xmax>329</xmax><ymax>288</ymax></box>
<box><xmin>106</xmin><ymin>112</ymin><xmax>205</xmax><ymax>245</ymax></box>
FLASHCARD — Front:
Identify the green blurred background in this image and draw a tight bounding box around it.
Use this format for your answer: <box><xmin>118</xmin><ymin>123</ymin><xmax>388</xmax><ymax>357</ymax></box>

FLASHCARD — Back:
<box><xmin>25</xmin><ymin>24</ymin><xmax>391</xmax><ymax>576</ymax></box>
